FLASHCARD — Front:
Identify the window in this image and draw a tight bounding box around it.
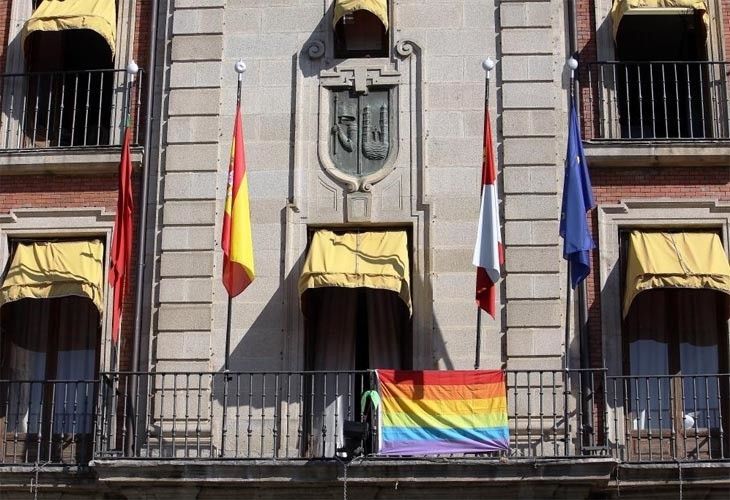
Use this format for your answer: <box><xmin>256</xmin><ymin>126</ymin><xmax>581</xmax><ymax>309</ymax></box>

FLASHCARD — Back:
<box><xmin>20</xmin><ymin>0</ymin><xmax>117</xmax><ymax>147</ymax></box>
<box><xmin>302</xmin><ymin>228</ymin><xmax>412</xmax><ymax>373</ymax></box>
<box><xmin>334</xmin><ymin>10</ymin><xmax>388</xmax><ymax>58</ymax></box>
<box><xmin>333</xmin><ymin>0</ymin><xmax>389</xmax><ymax>58</ymax></box>
<box><xmin>0</xmin><ymin>239</ymin><xmax>104</xmax><ymax>464</ymax></box>
<box><xmin>299</xmin><ymin>228</ymin><xmax>412</xmax><ymax>457</ymax></box>
<box><xmin>620</xmin><ymin>231</ymin><xmax>730</xmax><ymax>460</ymax></box>
<box><xmin>614</xmin><ymin>13</ymin><xmax>713</xmax><ymax>139</ymax></box>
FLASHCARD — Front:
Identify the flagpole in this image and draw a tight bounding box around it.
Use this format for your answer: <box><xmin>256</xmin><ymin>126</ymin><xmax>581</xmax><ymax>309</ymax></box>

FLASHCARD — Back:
<box><xmin>221</xmin><ymin>60</ymin><xmax>246</xmax><ymax>457</ymax></box>
<box><xmin>118</xmin><ymin>61</ymin><xmax>137</xmax><ymax>458</ymax></box>
<box><xmin>475</xmin><ymin>57</ymin><xmax>495</xmax><ymax>371</ymax></box>
<box><xmin>563</xmin><ymin>56</ymin><xmax>579</xmax><ymax>451</ymax></box>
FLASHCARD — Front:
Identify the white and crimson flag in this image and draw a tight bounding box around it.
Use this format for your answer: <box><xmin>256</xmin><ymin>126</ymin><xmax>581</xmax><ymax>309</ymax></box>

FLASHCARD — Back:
<box><xmin>472</xmin><ymin>108</ymin><xmax>503</xmax><ymax>318</ymax></box>
<box><xmin>222</xmin><ymin>103</ymin><xmax>255</xmax><ymax>297</ymax></box>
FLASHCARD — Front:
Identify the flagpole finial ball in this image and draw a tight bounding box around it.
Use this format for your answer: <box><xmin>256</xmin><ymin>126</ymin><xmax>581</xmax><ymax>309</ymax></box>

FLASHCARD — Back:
<box><xmin>567</xmin><ymin>57</ymin><xmax>579</xmax><ymax>71</ymax></box>
<box><xmin>234</xmin><ymin>60</ymin><xmax>247</xmax><ymax>74</ymax></box>
<box><xmin>482</xmin><ymin>57</ymin><xmax>495</xmax><ymax>72</ymax></box>
<box><xmin>126</xmin><ymin>61</ymin><xmax>139</xmax><ymax>76</ymax></box>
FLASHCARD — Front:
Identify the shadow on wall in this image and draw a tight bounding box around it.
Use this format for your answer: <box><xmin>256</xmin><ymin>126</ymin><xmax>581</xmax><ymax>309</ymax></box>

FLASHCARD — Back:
<box><xmin>298</xmin><ymin>2</ymin><xmax>338</xmax><ymax>78</ymax></box>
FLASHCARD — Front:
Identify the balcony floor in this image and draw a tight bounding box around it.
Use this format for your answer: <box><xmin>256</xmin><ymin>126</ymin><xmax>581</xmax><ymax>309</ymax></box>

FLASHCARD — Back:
<box><xmin>5</xmin><ymin>458</ymin><xmax>730</xmax><ymax>499</ymax></box>
<box><xmin>583</xmin><ymin>140</ymin><xmax>730</xmax><ymax>167</ymax></box>
<box><xmin>0</xmin><ymin>146</ymin><xmax>144</xmax><ymax>175</ymax></box>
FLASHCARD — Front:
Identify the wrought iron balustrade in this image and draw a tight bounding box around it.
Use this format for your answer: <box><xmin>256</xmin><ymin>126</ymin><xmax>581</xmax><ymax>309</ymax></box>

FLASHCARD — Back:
<box><xmin>0</xmin><ymin>68</ymin><xmax>143</xmax><ymax>150</ymax></box>
<box><xmin>581</xmin><ymin>61</ymin><xmax>730</xmax><ymax>140</ymax></box>
<box><xmin>93</xmin><ymin>369</ymin><xmax>609</xmax><ymax>461</ymax></box>
<box><xmin>3</xmin><ymin>370</ymin><xmax>727</xmax><ymax>466</ymax></box>
<box><xmin>605</xmin><ymin>373</ymin><xmax>730</xmax><ymax>462</ymax></box>
<box><xmin>0</xmin><ymin>379</ymin><xmax>98</xmax><ymax>465</ymax></box>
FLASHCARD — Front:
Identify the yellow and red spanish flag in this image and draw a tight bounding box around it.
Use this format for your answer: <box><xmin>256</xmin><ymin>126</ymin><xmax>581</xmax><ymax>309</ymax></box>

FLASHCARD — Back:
<box><xmin>221</xmin><ymin>103</ymin><xmax>255</xmax><ymax>297</ymax></box>
<box><xmin>109</xmin><ymin>127</ymin><xmax>133</xmax><ymax>344</ymax></box>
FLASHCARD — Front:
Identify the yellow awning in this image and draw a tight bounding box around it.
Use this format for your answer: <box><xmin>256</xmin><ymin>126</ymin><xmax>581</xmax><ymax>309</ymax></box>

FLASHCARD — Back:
<box><xmin>624</xmin><ymin>231</ymin><xmax>730</xmax><ymax>317</ymax></box>
<box><xmin>23</xmin><ymin>0</ymin><xmax>117</xmax><ymax>58</ymax></box>
<box><xmin>333</xmin><ymin>0</ymin><xmax>389</xmax><ymax>31</ymax></box>
<box><xmin>0</xmin><ymin>240</ymin><xmax>105</xmax><ymax>317</ymax></box>
<box><xmin>299</xmin><ymin>229</ymin><xmax>411</xmax><ymax>313</ymax></box>
<box><xmin>610</xmin><ymin>0</ymin><xmax>708</xmax><ymax>39</ymax></box>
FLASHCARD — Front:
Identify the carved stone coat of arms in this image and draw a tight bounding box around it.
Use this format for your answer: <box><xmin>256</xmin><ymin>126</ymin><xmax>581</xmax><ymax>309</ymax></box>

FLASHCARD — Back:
<box><xmin>318</xmin><ymin>65</ymin><xmax>399</xmax><ymax>193</ymax></box>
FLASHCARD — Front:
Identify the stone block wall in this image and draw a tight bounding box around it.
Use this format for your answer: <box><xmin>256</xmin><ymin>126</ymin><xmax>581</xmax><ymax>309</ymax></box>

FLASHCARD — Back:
<box><xmin>498</xmin><ymin>0</ymin><xmax>570</xmax><ymax>369</ymax></box>
<box><xmin>155</xmin><ymin>0</ymin><xmax>572</xmax><ymax>376</ymax></box>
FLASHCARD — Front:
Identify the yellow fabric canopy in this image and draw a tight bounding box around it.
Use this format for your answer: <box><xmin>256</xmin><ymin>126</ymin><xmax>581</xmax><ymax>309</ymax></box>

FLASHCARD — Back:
<box><xmin>333</xmin><ymin>0</ymin><xmax>389</xmax><ymax>31</ymax></box>
<box><xmin>624</xmin><ymin>231</ymin><xmax>730</xmax><ymax>317</ymax></box>
<box><xmin>299</xmin><ymin>229</ymin><xmax>411</xmax><ymax>313</ymax></box>
<box><xmin>610</xmin><ymin>0</ymin><xmax>708</xmax><ymax>39</ymax></box>
<box><xmin>0</xmin><ymin>240</ymin><xmax>105</xmax><ymax>316</ymax></box>
<box><xmin>23</xmin><ymin>0</ymin><xmax>117</xmax><ymax>58</ymax></box>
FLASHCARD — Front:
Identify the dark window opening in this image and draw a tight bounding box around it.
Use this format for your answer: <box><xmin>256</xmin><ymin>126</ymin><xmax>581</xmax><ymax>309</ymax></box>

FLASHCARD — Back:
<box><xmin>0</xmin><ymin>237</ymin><xmax>103</xmax><ymax>464</ymax></box>
<box><xmin>301</xmin><ymin>227</ymin><xmax>412</xmax><ymax>457</ymax></box>
<box><xmin>614</xmin><ymin>13</ymin><xmax>712</xmax><ymax>139</ymax></box>
<box><xmin>619</xmin><ymin>231</ymin><xmax>730</xmax><ymax>460</ymax></box>
<box><xmin>304</xmin><ymin>287</ymin><xmax>412</xmax><ymax>373</ymax></box>
<box><xmin>23</xmin><ymin>21</ymin><xmax>116</xmax><ymax>147</ymax></box>
<box><xmin>334</xmin><ymin>10</ymin><xmax>388</xmax><ymax>58</ymax></box>
<box><xmin>0</xmin><ymin>296</ymin><xmax>101</xmax><ymax>464</ymax></box>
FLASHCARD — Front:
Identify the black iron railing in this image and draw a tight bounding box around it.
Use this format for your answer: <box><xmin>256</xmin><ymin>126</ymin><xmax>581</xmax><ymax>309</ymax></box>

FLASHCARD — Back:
<box><xmin>0</xmin><ymin>68</ymin><xmax>143</xmax><ymax>150</ymax></box>
<box><xmin>2</xmin><ymin>371</ymin><xmax>728</xmax><ymax>466</ymax></box>
<box><xmin>0</xmin><ymin>379</ymin><xmax>97</xmax><ymax>465</ymax></box>
<box><xmin>581</xmin><ymin>61</ymin><xmax>730</xmax><ymax>140</ymax></box>
<box><xmin>605</xmin><ymin>373</ymin><xmax>729</xmax><ymax>462</ymax></box>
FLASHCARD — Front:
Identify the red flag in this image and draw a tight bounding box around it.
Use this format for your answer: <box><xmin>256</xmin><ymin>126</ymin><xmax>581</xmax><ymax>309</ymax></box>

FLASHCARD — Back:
<box><xmin>109</xmin><ymin>128</ymin><xmax>133</xmax><ymax>344</ymax></box>
<box><xmin>221</xmin><ymin>104</ymin><xmax>255</xmax><ymax>297</ymax></box>
<box><xmin>472</xmin><ymin>109</ymin><xmax>503</xmax><ymax>318</ymax></box>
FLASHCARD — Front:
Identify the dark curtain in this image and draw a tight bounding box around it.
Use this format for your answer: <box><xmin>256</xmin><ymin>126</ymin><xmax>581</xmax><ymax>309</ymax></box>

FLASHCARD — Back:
<box><xmin>0</xmin><ymin>296</ymin><xmax>99</xmax><ymax>434</ymax></box>
<box><xmin>624</xmin><ymin>289</ymin><xmax>727</xmax><ymax>430</ymax></box>
<box><xmin>303</xmin><ymin>287</ymin><xmax>409</xmax><ymax>456</ymax></box>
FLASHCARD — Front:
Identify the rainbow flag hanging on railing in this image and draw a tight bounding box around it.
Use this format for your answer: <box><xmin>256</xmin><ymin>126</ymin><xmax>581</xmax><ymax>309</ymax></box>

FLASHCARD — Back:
<box><xmin>376</xmin><ymin>370</ymin><xmax>509</xmax><ymax>455</ymax></box>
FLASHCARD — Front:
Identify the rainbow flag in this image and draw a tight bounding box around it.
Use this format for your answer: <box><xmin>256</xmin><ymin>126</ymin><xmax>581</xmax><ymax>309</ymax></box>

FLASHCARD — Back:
<box><xmin>377</xmin><ymin>370</ymin><xmax>509</xmax><ymax>455</ymax></box>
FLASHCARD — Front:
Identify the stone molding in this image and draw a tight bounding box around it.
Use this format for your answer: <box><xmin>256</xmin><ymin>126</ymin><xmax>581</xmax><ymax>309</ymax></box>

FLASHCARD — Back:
<box><xmin>598</xmin><ymin>198</ymin><xmax>730</xmax><ymax>376</ymax></box>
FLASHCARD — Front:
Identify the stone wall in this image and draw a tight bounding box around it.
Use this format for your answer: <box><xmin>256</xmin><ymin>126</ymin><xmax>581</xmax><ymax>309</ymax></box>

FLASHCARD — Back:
<box><xmin>155</xmin><ymin>0</ymin><xmax>572</xmax><ymax>374</ymax></box>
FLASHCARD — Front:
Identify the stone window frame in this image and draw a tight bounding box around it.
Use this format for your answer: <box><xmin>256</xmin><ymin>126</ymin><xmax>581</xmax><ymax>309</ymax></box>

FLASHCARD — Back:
<box><xmin>597</xmin><ymin>198</ymin><xmax>730</xmax><ymax>377</ymax></box>
<box><xmin>597</xmin><ymin>198</ymin><xmax>730</xmax><ymax>454</ymax></box>
<box><xmin>0</xmin><ymin>207</ymin><xmax>117</xmax><ymax>371</ymax></box>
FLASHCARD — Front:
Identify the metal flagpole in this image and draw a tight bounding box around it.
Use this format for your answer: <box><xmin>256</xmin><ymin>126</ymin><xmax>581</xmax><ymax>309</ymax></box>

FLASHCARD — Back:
<box><xmin>475</xmin><ymin>57</ymin><xmax>494</xmax><ymax>371</ymax></box>
<box><xmin>221</xmin><ymin>60</ymin><xmax>246</xmax><ymax>457</ymax></box>
<box><xmin>563</xmin><ymin>56</ymin><xmax>579</xmax><ymax>454</ymax></box>
<box><xmin>474</xmin><ymin>309</ymin><xmax>482</xmax><ymax>370</ymax></box>
<box><xmin>120</xmin><ymin>60</ymin><xmax>138</xmax><ymax>457</ymax></box>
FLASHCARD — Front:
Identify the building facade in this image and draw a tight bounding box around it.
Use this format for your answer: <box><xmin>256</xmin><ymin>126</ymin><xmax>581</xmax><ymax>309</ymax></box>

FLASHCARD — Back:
<box><xmin>0</xmin><ymin>0</ymin><xmax>729</xmax><ymax>498</ymax></box>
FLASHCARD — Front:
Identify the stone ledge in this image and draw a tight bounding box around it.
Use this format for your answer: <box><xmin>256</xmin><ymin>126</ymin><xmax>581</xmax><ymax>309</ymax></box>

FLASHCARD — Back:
<box><xmin>3</xmin><ymin>459</ymin><xmax>729</xmax><ymax>498</ymax></box>
<box><xmin>90</xmin><ymin>458</ymin><xmax>618</xmax><ymax>486</ymax></box>
<box><xmin>0</xmin><ymin>146</ymin><xmax>144</xmax><ymax>175</ymax></box>
<box><xmin>583</xmin><ymin>140</ymin><xmax>730</xmax><ymax>167</ymax></box>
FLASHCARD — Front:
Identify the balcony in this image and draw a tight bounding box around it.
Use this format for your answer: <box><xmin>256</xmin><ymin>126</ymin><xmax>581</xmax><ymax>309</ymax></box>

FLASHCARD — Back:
<box><xmin>1</xmin><ymin>369</ymin><xmax>728</xmax><ymax>467</ymax></box>
<box><xmin>0</xmin><ymin>69</ymin><xmax>144</xmax><ymax>174</ymax></box>
<box><xmin>580</xmin><ymin>61</ymin><xmax>730</xmax><ymax>166</ymax></box>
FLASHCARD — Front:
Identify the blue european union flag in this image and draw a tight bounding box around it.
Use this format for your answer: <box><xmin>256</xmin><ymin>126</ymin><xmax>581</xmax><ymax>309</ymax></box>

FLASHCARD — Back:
<box><xmin>560</xmin><ymin>99</ymin><xmax>595</xmax><ymax>289</ymax></box>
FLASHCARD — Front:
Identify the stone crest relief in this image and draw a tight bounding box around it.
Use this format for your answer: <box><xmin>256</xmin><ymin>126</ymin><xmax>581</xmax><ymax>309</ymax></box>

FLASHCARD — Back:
<box><xmin>318</xmin><ymin>64</ymin><xmax>400</xmax><ymax>192</ymax></box>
